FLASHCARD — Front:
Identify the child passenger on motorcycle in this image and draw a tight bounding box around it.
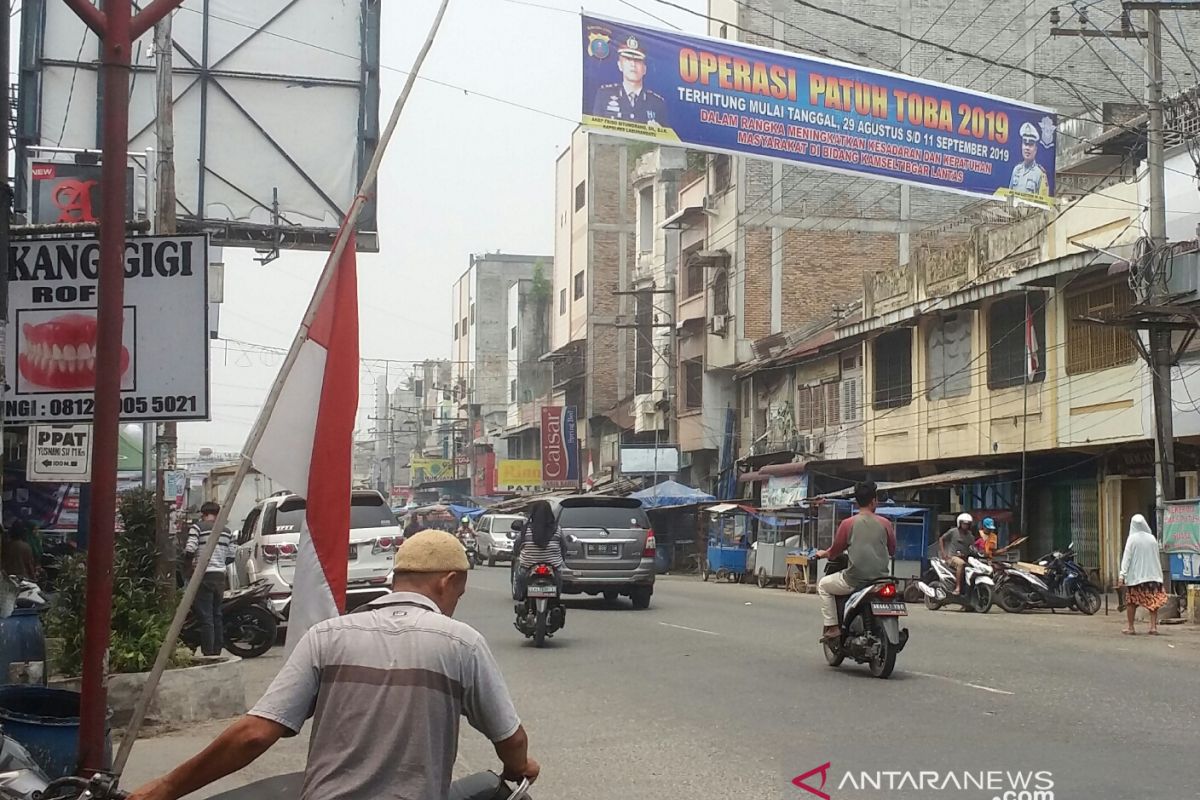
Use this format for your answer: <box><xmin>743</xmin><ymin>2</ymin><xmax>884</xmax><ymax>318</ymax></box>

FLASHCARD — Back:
<box><xmin>512</xmin><ymin>500</ymin><xmax>568</xmax><ymax>609</ymax></box>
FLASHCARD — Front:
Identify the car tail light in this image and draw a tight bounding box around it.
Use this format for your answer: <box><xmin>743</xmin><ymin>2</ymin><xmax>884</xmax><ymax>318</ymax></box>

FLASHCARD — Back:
<box><xmin>533</xmin><ymin>564</ymin><xmax>552</xmax><ymax>576</ymax></box>
<box><xmin>261</xmin><ymin>545</ymin><xmax>279</xmax><ymax>563</ymax></box>
<box><xmin>279</xmin><ymin>543</ymin><xmax>298</xmax><ymax>558</ymax></box>
<box><xmin>643</xmin><ymin>530</ymin><xmax>656</xmax><ymax>558</ymax></box>
<box><xmin>878</xmin><ymin>583</ymin><xmax>897</xmax><ymax>598</ymax></box>
<box><xmin>373</xmin><ymin>536</ymin><xmax>396</xmax><ymax>554</ymax></box>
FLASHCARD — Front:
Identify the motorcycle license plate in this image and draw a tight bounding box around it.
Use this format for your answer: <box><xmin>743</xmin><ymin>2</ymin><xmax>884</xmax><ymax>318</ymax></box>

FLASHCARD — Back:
<box><xmin>586</xmin><ymin>543</ymin><xmax>621</xmax><ymax>557</ymax></box>
<box><xmin>527</xmin><ymin>585</ymin><xmax>557</xmax><ymax>597</ymax></box>
<box><xmin>871</xmin><ymin>601</ymin><xmax>908</xmax><ymax>616</ymax></box>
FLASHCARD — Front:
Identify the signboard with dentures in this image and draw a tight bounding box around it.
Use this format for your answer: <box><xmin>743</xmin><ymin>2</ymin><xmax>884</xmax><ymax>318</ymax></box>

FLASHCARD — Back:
<box><xmin>5</xmin><ymin>234</ymin><xmax>210</xmax><ymax>423</ymax></box>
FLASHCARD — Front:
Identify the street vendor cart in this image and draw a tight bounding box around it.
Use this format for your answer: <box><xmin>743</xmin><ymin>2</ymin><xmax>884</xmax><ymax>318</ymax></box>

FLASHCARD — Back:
<box><xmin>703</xmin><ymin>503</ymin><xmax>751</xmax><ymax>583</ymax></box>
<box><xmin>752</xmin><ymin>510</ymin><xmax>813</xmax><ymax>588</ymax></box>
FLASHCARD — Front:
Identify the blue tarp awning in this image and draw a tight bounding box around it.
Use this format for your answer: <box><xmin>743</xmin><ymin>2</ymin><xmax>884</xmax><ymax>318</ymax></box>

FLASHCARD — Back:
<box><xmin>874</xmin><ymin>506</ymin><xmax>929</xmax><ymax>519</ymax></box>
<box><xmin>448</xmin><ymin>504</ymin><xmax>485</xmax><ymax>520</ymax></box>
<box><xmin>631</xmin><ymin>480</ymin><xmax>716</xmax><ymax>508</ymax></box>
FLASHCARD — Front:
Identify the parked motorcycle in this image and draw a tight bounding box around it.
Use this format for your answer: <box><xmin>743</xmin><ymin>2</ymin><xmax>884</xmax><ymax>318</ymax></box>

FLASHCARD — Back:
<box><xmin>514</xmin><ymin>563</ymin><xmax>565</xmax><ymax>648</ymax></box>
<box><xmin>181</xmin><ymin>580</ymin><xmax>280</xmax><ymax>658</ymax></box>
<box><xmin>821</xmin><ymin>556</ymin><xmax>910</xmax><ymax>679</ymax></box>
<box><xmin>994</xmin><ymin>542</ymin><xmax>1101</xmax><ymax>615</ymax></box>
<box><xmin>922</xmin><ymin>550</ymin><xmax>995</xmax><ymax>613</ymax></box>
<box><xmin>0</xmin><ymin>736</ymin><xmax>127</xmax><ymax>800</ymax></box>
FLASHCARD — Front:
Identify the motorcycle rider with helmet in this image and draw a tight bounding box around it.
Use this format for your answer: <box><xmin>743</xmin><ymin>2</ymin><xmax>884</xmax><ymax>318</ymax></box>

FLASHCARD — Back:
<box><xmin>940</xmin><ymin>513</ymin><xmax>977</xmax><ymax>596</ymax></box>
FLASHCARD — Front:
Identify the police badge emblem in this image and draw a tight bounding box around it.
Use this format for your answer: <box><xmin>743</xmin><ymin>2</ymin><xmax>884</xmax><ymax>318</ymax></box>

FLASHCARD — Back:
<box><xmin>587</xmin><ymin>26</ymin><xmax>611</xmax><ymax>59</ymax></box>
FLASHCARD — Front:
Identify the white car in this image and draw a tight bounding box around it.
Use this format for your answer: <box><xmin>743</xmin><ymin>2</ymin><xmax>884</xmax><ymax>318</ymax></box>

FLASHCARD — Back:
<box><xmin>233</xmin><ymin>489</ymin><xmax>401</xmax><ymax>618</ymax></box>
<box><xmin>475</xmin><ymin>513</ymin><xmax>526</xmax><ymax>567</ymax></box>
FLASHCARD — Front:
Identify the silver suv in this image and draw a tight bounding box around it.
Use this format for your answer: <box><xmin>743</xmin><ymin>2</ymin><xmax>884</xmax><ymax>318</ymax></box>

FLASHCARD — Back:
<box><xmin>233</xmin><ymin>489</ymin><xmax>401</xmax><ymax>618</ymax></box>
<box><xmin>550</xmin><ymin>496</ymin><xmax>656</xmax><ymax>609</ymax></box>
<box><xmin>476</xmin><ymin>514</ymin><xmax>525</xmax><ymax>567</ymax></box>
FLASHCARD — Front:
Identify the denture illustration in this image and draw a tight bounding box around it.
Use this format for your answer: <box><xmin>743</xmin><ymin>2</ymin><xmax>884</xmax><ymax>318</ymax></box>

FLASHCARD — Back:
<box><xmin>19</xmin><ymin>313</ymin><xmax>130</xmax><ymax>390</ymax></box>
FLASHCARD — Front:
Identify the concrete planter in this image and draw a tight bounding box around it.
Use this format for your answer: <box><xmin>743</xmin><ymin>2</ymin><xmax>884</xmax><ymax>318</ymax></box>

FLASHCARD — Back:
<box><xmin>51</xmin><ymin>655</ymin><xmax>246</xmax><ymax>728</ymax></box>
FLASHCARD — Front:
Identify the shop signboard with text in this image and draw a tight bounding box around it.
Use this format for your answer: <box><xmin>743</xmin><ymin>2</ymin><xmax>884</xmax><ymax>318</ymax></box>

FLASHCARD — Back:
<box><xmin>497</xmin><ymin>460</ymin><xmax>544</xmax><ymax>493</ymax></box>
<box><xmin>541</xmin><ymin>406</ymin><xmax>579</xmax><ymax>489</ymax></box>
<box><xmin>4</xmin><ymin>235</ymin><xmax>210</xmax><ymax>424</ymax></box>
<box><xmin>581</xmin><ymin>15</ymin><xmax>1056</xmax><ymax>206</ymax></box>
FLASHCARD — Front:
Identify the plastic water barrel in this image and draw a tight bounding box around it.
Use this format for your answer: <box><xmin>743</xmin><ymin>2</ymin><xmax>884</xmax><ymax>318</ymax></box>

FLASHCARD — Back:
<box><xmin>0</xmin><ymin>609</ymin><xmax>46</xmax><ymax>685</ymax></box>
<box><xmin>0</xmin><ymin>686</ymin><xmax>111</xmax><ymax>779</ymax></box>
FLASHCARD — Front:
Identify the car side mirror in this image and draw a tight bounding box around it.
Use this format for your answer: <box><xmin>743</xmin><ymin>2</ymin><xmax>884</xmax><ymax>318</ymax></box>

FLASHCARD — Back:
<box><xmin>511</xmin><ymin>520</ymin><xmax>524</xmax><ymax>531</ymax></box>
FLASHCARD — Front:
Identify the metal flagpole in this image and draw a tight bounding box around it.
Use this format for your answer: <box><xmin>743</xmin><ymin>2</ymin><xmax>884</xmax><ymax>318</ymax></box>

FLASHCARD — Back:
<box><xmin>112</xmin><ymin>0</ymin><xmax>454</xmax><ymax>773</ymax></box>
<box><xmin>1020</xmin><ymin>290</ymin><xmax>1030</xmax><ymax>538</ymax></box>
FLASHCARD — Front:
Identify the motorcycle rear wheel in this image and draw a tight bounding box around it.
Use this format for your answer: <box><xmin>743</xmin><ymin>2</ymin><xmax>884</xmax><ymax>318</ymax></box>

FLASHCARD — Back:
<box><xmin>996</xmin><ymin>585</ymin><xmax>1027</xmax><ymax>613</ymax></box>
<box><xmin>869</xmin><ymin>627</ymin><xmax>897</xmax><ymax>679</ymax></box>
<box><xmin>533</xmin><ymin>609</ymin><xmax>548</xmax><ymax>648</ymax></box>
<box><xmin>224</xmin><ymin>605</ymin><xmax>277</xmax><ymax>659</ymax></box>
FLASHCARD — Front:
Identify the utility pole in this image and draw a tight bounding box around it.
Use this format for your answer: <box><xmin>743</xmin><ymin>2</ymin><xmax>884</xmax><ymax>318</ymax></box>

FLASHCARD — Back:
<box><xmin>152</xmin><ymin>11</ymin><xmax>178</xmax><ymax>592</ymax></box>
<box><xmin>0</xmin><ymin>0</ymin><xmax>11</xmax><ymax>529</ymax></box>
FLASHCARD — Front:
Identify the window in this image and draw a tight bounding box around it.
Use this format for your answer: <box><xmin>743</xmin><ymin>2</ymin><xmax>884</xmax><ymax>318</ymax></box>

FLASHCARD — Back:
<box><xmin>841</xmin><ymin>375</ymin><xmax>861</xmax><ymax>422</ymax></box>
<box><xmin>873</xmin><ymin>328</ymin><xmax>913</xmax><ymax>409</ymax></box>
<box><xmin>741</xmin><ymin>380</ymin><xmax>751</xmax><ymax>419</ymax></box>
<box><xmin>559</xmin><ymin>288</ymin><xmax>567</xmax><ymax>315</ymax></box>
<box><xmin>988</xmin><ymin>293</ymin><xmax>1047</xmax><ymax>388</ymax></box>
<box><xmin>926</xmin><ymin>312</ymin><xmax>972</xmax><ymax>400</ymax></box>
<box><xmin>796</xmin><ymin>386</ymin><xmax>813</xmax><ymax>430</ymax></box>
<box><xmin>573</xmin><ymin>271</ymin><xmax>585</xmax><ymax>300</ymax></box>
<box><xmin>461</xmin><ymin>317</ymin><xmax>468</xmax><ymax>337</ymax></box>
<box><xmin>635</xmin><ymin>292</ymin><xmax>653</xmax><ymax>395</ymax></box>
<box><xmin>796</xmin><ymin>383</ymin><xmax>839</xmax><ymax>430</ymax></box>
<box><xmin>825</xmin><ymin>382</ymin><xmax>840</xmax><ymax>426</ymax></box>
<box><xmin>414</xmin><ymin>379</ymin><xmax>424</xmax><ymax>399</ymax></box>
<box><xmin>1065</xmin><ymin>283</ymin><xmax>1136</xmax><ymax>375</ymax></box>
<box><xmin>682</xmin><ymin>243</ymin><xmax>704</xmax><ymax>298</ymax></box>
<box><xmin>453</xmin><ymin>321</ymin><xmax>459</xmax><ymax>340</ymax></box>
<box><xmin>469</xmin><ymin>303</ymin><xmax>475</xmax><ymax>325</ymax></box>
<box><xmin>510</xmin><ymin>326</ymin><xmax>518</xmax><ymax>349</ymax></box>
<box><xmin>712</xmin><ymin>154</ymin><xmax>732</xmax><ymax>194</ymax></box>
<box><xmin>712</xmin><ymin>268</ymin><xmax>730</xmax><ymax>316</ymax></box>
<box><xmin>684</xmin><ymin>358</ymin><xmax>703</xmax><ymax>409</ymax></box>
<box><xmin>638</xmin><ymin>187</ymin><xmax>654</xmax><ymax>253</ymax></box>
<box><xmin>510</xmin><ymin>379</ymin><xmax>517</xmax><ymax>402</ymax></box>
<box><xmin>575</xmin><ymin>180</ymin><xmax>586</xmax><ymax>211</ymax></box>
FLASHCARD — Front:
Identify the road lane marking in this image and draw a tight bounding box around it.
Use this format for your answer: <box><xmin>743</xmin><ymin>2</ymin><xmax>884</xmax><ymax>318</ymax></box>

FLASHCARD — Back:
<box><xmin>909</xmin><ymin>671</ymin><xmax>1014</xmax><ymax>695</ymax></box>
<box><xmin>658</xmin><ymin>621</ymin><xmax>721</xmax><ymax>636</ymax></box>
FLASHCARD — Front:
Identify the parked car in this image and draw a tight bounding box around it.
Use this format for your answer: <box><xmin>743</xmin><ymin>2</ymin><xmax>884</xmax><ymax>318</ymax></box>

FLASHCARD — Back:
<box><xmin>547</xmin><ymin>495</ymin><xmax>656</xmax><ymax>609</ymax></box>
<box><xmin>475</xmin><ymin>514</ymin><xmax>525</xmax><ymax>567</ymax></box>
<box><xmin>233</xmin><ymin>489</ymin><xmax>401</xmax><ymax>619</ymax></box>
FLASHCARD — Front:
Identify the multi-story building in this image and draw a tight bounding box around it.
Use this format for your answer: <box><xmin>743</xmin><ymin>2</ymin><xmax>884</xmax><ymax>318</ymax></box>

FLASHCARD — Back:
<box><xmin>549</xmin><ymin>128</ymin><xmax>638</xmax><ymax>479</ymax></box>
<box><xmin>451</xmin><ymin>253</ymin><xmax>549</xmax><ymax>491</ymax></box>
<box><xmin>502</xmin><ymin>269</ymin><xmax>554</xmax><ymax>461</ymax></box>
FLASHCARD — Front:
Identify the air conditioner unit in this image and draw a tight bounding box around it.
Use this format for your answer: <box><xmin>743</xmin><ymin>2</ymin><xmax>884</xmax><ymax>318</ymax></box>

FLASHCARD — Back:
<box><xmin>702</xmin><ymin>194</ymin><xmax>717</xmax><ymax>211</ymax></box>
<box><xmin>709</xmin><ymin>314</ymin><xmax>728</xmax><ymax>335</ymax></box>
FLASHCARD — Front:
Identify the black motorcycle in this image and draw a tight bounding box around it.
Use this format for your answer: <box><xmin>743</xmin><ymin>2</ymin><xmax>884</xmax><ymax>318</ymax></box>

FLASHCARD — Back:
<box><xmin>821</xmin><ymin>556</ymin><xmax>910</xmax><ymax>679</ymax></box>
<box><xmin>181</xmin><ymin>580</ymin><xmax>280</xmax><ymax>658</ymax></box>
<box><xmin>514</xmin><ymin>563</ymin><xmax>565</xmax><ymax>648</ymax></box>
<box><xmin>994</xmin><ymin>542</ymin><xmax>1101</xmax><ymax>615</ymax></box>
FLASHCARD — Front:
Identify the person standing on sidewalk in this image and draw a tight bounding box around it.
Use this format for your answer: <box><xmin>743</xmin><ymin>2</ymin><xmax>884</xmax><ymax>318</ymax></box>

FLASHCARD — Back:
<box><xmin>1118</xmin><ymin>514</ymin><xmax>1168</xmax><ymax>636</ymax></box>
<box><xmin>185</xmin><ymin>502</ymin><xmax>233</xmax><ymax>656</ymax></box>
<box><xmin>126</xmin><ymin>530</ymin><xmax>539</xmax><ymax>800</ymax></box>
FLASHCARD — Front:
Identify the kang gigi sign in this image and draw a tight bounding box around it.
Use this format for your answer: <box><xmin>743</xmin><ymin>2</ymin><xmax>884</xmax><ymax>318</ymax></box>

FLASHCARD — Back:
<box><xmin>4</xmin><ymin>235</ymin><xmax>210</xmax><ymax>424</ymax></box>
<box><xmin>541</xmin><ymin>406</ymin><xmax>579</xmax><ymax>489</ymax></box>
<box><xmin>792</xmin><ymin>764</ymin><xmax>1055</xmax><ymax>799</ymax></box>
<box><xmin>497</xmin><ymin>460</ymin><xmax>543</xmax><ymax>493</ymax></box>
<box><xmin>581</xmin><ymin>15</ymin><xmax>1056</xmax><ymax>206</ymax></box>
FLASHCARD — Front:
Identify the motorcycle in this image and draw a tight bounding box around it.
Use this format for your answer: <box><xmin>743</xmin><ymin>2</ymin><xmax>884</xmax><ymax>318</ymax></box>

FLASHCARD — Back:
<box><xmin>994</xmin><ymin>542</ymin><xmax>1101</xmax><ymax>615</ymax></box>
<box><xmin>922</xmin><ymin>549</ymin><xmax>995</xmax><ymax>613</ymax></box>
<box><xmin>514</xmin><ymin>563</ymin><xmax>565</xmax><ymax>648</ymax></box>
<box><xmin>461</xmin><ymin>532</ymin><xmax>479</xmax><ymax>569</ymax></box>
<box><xmin>181</xmin><ymin>579</ymin><xmax>281</xmax><ymax>658</ymax></box>
<box><xmin>821</xmin><ymin>556</ymin><xmax>910</xmax><ymax>679</ymax></box>
<box><xmin>0</xmin><ymin>738</ymin><xmax>127</xmax><ymax>800</ymax></box>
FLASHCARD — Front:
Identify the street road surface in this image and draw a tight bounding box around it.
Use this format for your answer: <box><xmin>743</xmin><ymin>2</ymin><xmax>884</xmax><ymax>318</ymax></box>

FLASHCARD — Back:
<box><xmin>123</xmin><ymin>568</ymin><xmax>1200</xmax><ymax>799</ymax></box>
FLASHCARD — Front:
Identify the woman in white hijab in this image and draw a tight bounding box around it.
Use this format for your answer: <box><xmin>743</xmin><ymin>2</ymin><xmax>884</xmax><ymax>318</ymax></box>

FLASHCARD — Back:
<box><xmin>1118</xmin><ymin>514</ymin><xmax>1167</xmax><ymax>635</ymax></box>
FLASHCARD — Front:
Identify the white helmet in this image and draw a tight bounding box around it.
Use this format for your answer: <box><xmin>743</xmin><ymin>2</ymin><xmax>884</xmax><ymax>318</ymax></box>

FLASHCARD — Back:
<box><xmin>956</xmin><ymin>513</ymin><xmax>974</xmax><ymax>527</ymax></box>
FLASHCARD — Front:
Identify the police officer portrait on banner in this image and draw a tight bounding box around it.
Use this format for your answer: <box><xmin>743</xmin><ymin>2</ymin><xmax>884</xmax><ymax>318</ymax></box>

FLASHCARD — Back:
<box><xmin>591</xmin><ymin>34</ymin><xmax>669</xmax><ymax>128</ymax></box>
<box><xmin>1009</xmin><ymin>122</ymin><xmax>1049</xmax><ymax>198</ymax></box>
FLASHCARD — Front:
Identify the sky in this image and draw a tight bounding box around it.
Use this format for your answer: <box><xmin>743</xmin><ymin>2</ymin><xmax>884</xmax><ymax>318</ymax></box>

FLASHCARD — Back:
<box><xmin>167</xmin><ymin>0</ymin><xmax>707</xmax><ymax>458</ymax></box>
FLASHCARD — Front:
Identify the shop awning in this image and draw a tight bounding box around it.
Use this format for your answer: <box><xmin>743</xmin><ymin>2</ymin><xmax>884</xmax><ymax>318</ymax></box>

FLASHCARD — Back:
<box><xmin>759</xmin><ymin>461</ymin><xmax>808</xmax><ymax>477</ymax></box>
<box><xmin>816</xmin><ymin>468</ymin><xmax>1015</xmax><ymax>499</ymax></box>
<box><xmin>707</xmin><ymin>502</ymin><xmax>743</xmax><ymax>515</ymax></box>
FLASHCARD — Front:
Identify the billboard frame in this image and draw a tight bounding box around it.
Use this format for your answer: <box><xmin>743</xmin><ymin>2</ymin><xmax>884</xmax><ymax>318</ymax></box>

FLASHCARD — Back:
<box><xmin>16</xmin><ymin>0</ymin><xmax>382</xmax><ymax>252</ymax></box>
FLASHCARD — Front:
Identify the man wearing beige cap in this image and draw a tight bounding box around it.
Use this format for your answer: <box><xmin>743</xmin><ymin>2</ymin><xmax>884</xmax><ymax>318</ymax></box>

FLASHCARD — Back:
<box><xmin>128</xmin><ymin>530</ymin><xmax>538</xmax><ymax>800</ymax></box>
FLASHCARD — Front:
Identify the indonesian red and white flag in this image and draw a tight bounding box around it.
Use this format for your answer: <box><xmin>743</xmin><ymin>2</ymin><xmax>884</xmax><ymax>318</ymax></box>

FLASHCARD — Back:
<box><xmin>253</xmin><ymin>230</ymin><xmax>359</xmax><ymax>653</ymax></box>
<box><xmin>1025</xmin><ymin>295</ymin><xmax>1040</xmax><ymax>382</ymax></box>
